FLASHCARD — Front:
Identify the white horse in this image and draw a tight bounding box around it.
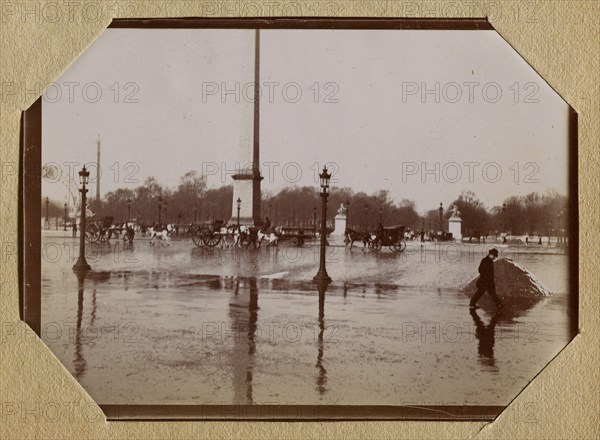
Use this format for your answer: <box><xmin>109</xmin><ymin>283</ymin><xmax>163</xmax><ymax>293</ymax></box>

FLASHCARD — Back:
<box><xmin>148</xmin><ymin>224</ymin><xmax>174</xmax><ymax>246</ymax></box>
<box><xmin>234</xmin><ymin>226</ymin><xmax>248</xmax><ymax>247</ymax></box>
<box><xmin>257</xmin><ymin>229</ymin><xmax>278</xmax><ymax>248</ymax></box>
<box><xmin>233</xmin><ymin>225</ymin><xmax>255</xmax><ymax>248</ymax></box>
<box><xmin>217</xmin><ymin>225</ymin><xmax>237</xmax><ymax>248</ymax></box>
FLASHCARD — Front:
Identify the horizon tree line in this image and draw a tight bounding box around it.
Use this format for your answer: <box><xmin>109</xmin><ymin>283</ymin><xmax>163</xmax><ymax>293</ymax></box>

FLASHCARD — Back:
<box><xmin>44</xmin><ymin>170</ymin><xmax>569</xmax><ymax>236</ymax></box>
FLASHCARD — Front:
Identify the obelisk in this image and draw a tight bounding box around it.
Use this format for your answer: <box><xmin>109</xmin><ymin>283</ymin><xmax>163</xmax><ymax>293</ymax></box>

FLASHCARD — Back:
<box><xmin>229</xmin><ymin>29</ymin><xmax>263</xmax><ymax>227</ymax></box>
<box><xmin>96</xmin><ymin>135</ymin><xmax>101</xmax><ymax>201</ymax></box>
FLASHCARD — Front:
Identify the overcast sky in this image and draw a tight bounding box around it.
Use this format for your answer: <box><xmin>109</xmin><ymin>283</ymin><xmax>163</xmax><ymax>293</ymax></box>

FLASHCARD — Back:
<box><xmin>42</xmin><ymin>28</ymin><xmax>569</xmax><ymax>214</ymax></box>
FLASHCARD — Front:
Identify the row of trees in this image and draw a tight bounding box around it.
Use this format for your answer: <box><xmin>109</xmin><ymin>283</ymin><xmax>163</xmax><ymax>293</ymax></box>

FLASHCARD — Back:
<box><xmin>423</xmin><ymin>190</ymin><xmax>568</xmax><ymax>236</ymax></box>
<box><xmin>46</xmin><ymin>170</ymin><xmax>569</xmax><ymax>236</ymax></box>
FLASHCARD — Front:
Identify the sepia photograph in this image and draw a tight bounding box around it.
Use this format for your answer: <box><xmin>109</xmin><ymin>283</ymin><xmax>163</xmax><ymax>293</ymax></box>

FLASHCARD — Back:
<box><xmin>26</xmin><ymin>18</ymin><xmax>576</xmax><ymax>420</ymax></box>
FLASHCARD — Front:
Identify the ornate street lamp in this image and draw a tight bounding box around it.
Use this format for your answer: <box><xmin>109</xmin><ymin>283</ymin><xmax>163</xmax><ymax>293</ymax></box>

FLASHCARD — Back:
<box><xmin>439</xmin><ymin>203</ymin><xmax>443</xmax><ymax>233</ymax></box>
<box><xmin>73</xmin><ymin>165</ymin><xmax>91</xmax><ymax>272</ymax></box>
<box><xmin>157</xmin><ymin>196</ymin><xmax>162</xmax><ymax>225</ymax></box>
<box><xmin>63</xmin><ymin>202</ymin><xmax>68</xmax><ymax>231</ymax></box>
<box><xmin>313</xmin><ymin>206</ymin><xmax>317</xmax><ymax>237</ymax></box>
<box><xmin>313</xmin><ymin>166</ymin><xmax>332</xmax><ymax>284</ymax></box>
<box><xmin>127</xmin><ymin>198</ymin><xmax>132</xmax><ymax>222</ymax></box>
<box><xmin>236</xmin><ymin>197</ymin><xmax>241</xmax><ymax>231</ymax></box>
<box><xmin>364</xmin><ymin>204</ymin><xmax>368</xmax><ymax>232</ymax></box>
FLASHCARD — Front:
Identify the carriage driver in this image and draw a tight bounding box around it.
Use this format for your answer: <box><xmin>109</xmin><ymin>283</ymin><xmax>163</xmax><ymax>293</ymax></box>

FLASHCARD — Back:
<box><xmin>376</xmin><ymin>222</ymin><xmax>384</xmax><ymax>238</ymax></box>
<box><xmin>263</xmin><ymin>216</ymin><xmax>271</xmax><ymax>233</ymax></box>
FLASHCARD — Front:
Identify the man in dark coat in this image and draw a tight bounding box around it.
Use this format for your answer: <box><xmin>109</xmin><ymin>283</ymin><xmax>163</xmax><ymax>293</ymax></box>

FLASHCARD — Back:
<box><xmin>469</xmin><ymin>248</ymin><xmax>503</xmax><ymax>309</ymax></box>
<box><xmin>263</xmin><ymin>217</ymin><xmax>271</xmax><ymax>233</ymax></box>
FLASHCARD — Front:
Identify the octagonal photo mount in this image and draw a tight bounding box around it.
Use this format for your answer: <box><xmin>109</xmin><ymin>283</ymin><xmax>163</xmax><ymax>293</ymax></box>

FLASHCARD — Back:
<box><xmin>21</xmin><ymin>17</ymin><xmax>578</xmax><ymax>421</ymax></box>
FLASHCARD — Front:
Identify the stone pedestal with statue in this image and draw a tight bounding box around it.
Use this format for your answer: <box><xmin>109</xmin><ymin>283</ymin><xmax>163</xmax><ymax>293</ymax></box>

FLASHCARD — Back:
<box><xmin>448</xmin><ymin>205</ymin><xmax>463</xmax><ymax>241</ymax></box>
<box><xmin>332</xmin><ymin>203</ymin><xmax>348</xmax><ymax>236</ymax></box>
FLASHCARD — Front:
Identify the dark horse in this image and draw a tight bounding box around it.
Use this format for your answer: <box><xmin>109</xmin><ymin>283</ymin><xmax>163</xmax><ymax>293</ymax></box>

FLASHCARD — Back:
<box><xmin>345</xmin><ymin>228</ymin><xmax>371</xmax><ymax>250</ymax></box>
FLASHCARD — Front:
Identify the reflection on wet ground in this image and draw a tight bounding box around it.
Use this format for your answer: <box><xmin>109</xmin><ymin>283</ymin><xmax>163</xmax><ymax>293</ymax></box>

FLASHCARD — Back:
<box><xmin>41</xmin><ymin>238</ymin><xmax>572</xmax><ymax>406</ymax></box>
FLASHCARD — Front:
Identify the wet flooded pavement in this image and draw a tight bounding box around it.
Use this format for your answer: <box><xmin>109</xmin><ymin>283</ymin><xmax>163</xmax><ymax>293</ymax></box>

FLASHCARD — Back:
<box><xmin>41</xmin><ymin>236</ymin><xmax>572</xmax><ymax>406</ymax></box>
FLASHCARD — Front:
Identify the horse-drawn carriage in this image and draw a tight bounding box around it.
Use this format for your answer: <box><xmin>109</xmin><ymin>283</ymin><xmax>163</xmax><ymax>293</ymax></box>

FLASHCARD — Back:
<box><xmin>431</xmin><ymin>231</ymin><xmax>454</xmax><ymax>242</ymax></box>
<box><xmin>85</xmin><ymin>216</ymin><xmax>114</xmax><ymax>243</ymax></box>
<box><xmin>191</xmin><ymin>220</ymin><xmax>226</xmax><ymax>247</ymax></box>
<box><xmin>346</xmin><ymin>225</ymin><xmax>407</xmax><ymax>252</ymax></box>
<box><xmin>368</xmin><ymin>225</ymin><xmax>407</xmax><ymax>252</ymax></box>
<box><xmin>191</xmin><ymin>221</ymin><xmax>306</xmax><ymax>248</ymax></box>
<box><xmin>275</xmin><ymin>226</ymin><xmax>309</xmax><ymax>247</ymax></box>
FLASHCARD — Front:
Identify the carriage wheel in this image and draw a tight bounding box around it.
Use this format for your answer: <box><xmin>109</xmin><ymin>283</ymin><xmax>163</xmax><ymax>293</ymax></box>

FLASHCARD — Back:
<box><xmin>391</xmin><ymin>240</ymin><xmax>406</xmax><ymax>253</ymax></box>
<box><xmin>99</xmin><ymin>230</ymin><xmax>111</xmax><ymax>243</ymax></box>
<box><xmin>203</xmin><ymin>230</ymin><xmax>221</xmax><ymax>247</ymax></box>
<box><xmin>369</xmin><ymin>240</ymin><xmax>382</xmax><ymax>251</ymax></box>
<box><xmin>192</xmin><ymin>228</ymin><xmax>204</xmax><ymax>247</ymax></box>
<box><xmin>290</xmin><ymin>237</ymin><xmax>300</xmax><ymax>247</ymax></box>
<box><xmin>86</xmin><ymin>224</ymin><xmax>100</xmax><ymax>243</ymax></box>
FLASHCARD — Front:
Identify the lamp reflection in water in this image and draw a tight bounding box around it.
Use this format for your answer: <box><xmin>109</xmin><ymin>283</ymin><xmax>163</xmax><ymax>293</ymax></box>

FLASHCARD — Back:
<box><xmin>469</xmin><ymin>308</ymin><xmax>500</xmax><ymax>371</ymax></box>
<box><xmin>73</xmin><ymin>270</ymin><xmax>88</xmax><ymax>380</ymax></box>
<box><xmin>315</xmin><ymin>279</ymin><xmax>329</xmax><ymax>395</ymax></box>
<box><xmin>229</xmin><ymin>278</ymin><xmax>259</xmax><ymax>405</ymax></box>
<box><xmin>72</xmin><ymin>271</ymin><xmax>105</xmax><ymax>381</ymax></box>
<box><xmin>90</xmin><ymin>280</ymin><xmax>98</xmax><ymax>326</ymax></box>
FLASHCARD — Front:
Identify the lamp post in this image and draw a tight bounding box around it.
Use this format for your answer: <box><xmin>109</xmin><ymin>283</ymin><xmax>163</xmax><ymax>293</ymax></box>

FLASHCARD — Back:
<box><xmin>438</xmin><ymin>203</ymin><xmax>443</xmax><ymax>233</ymax></box>
<box><xmin>194</xmin><ymin>204</ymin><xmax>198</xmax><ymax>223</ymax></box>
<box><xmin>73</xmin><ymin>166</ymin><xmax>91</xmax><ymax>272</ymax></box>
<box><xmin>127</xmin><ymin>198</ymin><xmax>131</xmax><ymax>222</ymax></box>
<box><xmin>364</xmin><ymin>204</ymin><xmax>368</xmax><ymax>232</ymax></box>
<box><xmin>557</xmin><ymin>208</ymin><xmax>564</xmax><ymax>244</ymax></box>
<box><xmin>313</xmin><ymin>206</ymin><xmax>317</xmax><ymax>237</ymax></box>
<box><xmin>45</xmin><ymin>197</ymin><xmax>49</xmax><ymax>229</ymax></box>
<box><xmin>313</xmin><ymin>166</ymin><xmax>332</xmax><ymax>284</ymax></box>
<box><xmin>379</xmin><ymin>207</ymin><xmax>383</xmax><ymax>225</ymax></box>
<box><xmin>236</xmin><ymin>197</ymin><xmax>241</xmax><ymax>231</ymax></box>
<box><xmin>157</xmin><ymin>197</ymin><xmax>162</xmax><ymax>225</ymax></box>
<box><xmin>63</xmin><ymin>203</ymin><xmax>68</xmax><ymax>231</ymax></box>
